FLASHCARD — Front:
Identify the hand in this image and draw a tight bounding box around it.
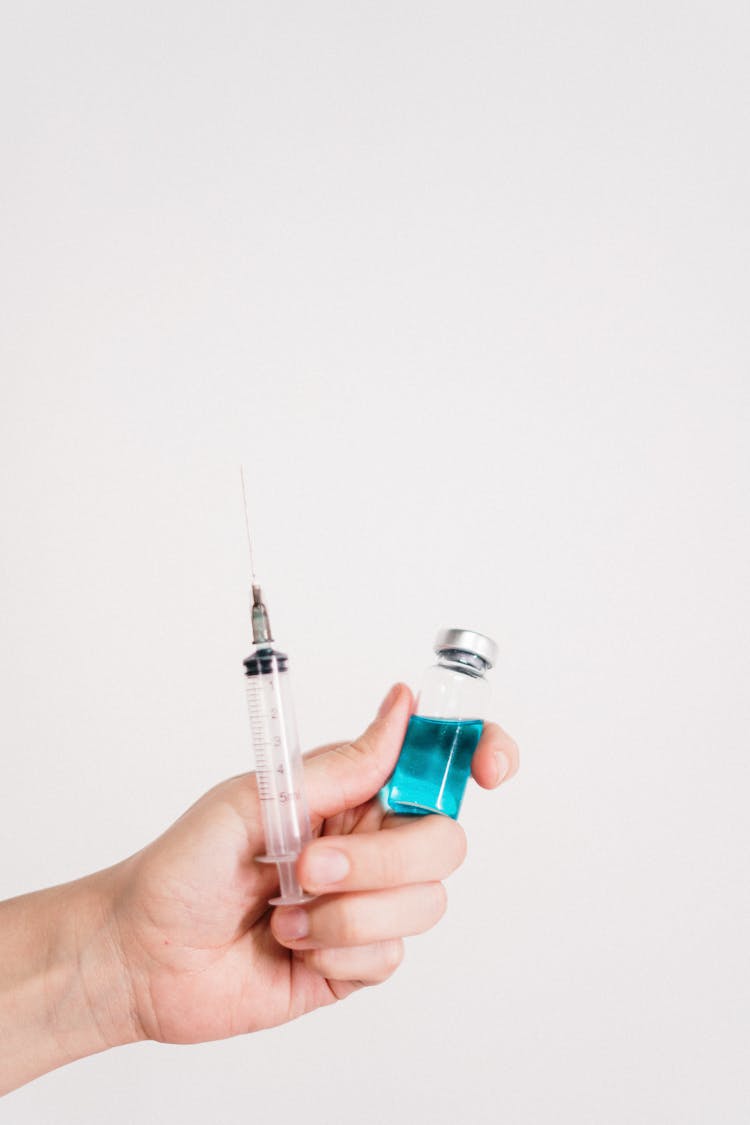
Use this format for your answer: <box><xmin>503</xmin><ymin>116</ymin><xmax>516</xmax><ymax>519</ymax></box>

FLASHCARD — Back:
<box><xmin>109</xmin><ymin>682</ymin><xmax>519</xmax><ymax>1043</ymax></box>
<box><xmin>0</xmin><ymin>683</ymin><xmax>519</xmax><ymax>1094</ymax></box>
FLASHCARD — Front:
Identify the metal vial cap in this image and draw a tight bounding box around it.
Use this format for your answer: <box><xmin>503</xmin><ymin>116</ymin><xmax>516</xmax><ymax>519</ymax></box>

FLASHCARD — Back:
<box><xmin>434</xmin><ymin>627</ymin><xmax>498</xmax><ymax>669</ymax></box>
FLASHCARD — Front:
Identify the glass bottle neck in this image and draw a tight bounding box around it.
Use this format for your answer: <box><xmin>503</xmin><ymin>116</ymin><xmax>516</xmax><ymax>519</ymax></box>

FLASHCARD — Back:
<box><xmin>436</xmin><ymin>650</ymin><xmax>488</xmax><ymax>678</ymax></box>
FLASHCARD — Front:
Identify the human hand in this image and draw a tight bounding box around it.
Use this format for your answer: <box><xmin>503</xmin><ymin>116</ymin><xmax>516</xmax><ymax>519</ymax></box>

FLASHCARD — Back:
<box><xmin>0</xmin><ymin>683</ymin><xmax>519</xmax><ymax>1095</ymax></box>
<box><xmin>107</xmin><ymin>682</ymin><xmax>519</xmax><ymax>1043</ymax></box>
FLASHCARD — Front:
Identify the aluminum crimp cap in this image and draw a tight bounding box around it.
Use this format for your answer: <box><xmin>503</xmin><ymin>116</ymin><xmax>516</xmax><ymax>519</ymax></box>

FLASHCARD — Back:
<box><xmin>434</xmin><ymin>627</ymin><xmax>498</xmax><ymax>669</ymax></box>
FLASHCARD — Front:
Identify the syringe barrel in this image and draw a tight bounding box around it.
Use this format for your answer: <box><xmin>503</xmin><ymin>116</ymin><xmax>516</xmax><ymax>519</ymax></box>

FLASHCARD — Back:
<box><xmin>244</xmin><ymin>646</ymin><xmax>312</xmax><ymax>863</ymax></box>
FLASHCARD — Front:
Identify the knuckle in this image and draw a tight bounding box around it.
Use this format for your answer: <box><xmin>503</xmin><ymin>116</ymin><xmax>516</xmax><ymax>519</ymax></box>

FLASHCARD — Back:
<box><xmin>304</xmin><ymin>948</ymin><xmax>329</xmax><ymax>976</ymax></box>
<box><xmin>341</xmin><ymin>734</ymin><xmax>371</xmax><ymax>759</ymax></box>
<box><xmin>431</xmin><ymin>881</ymin><xmax>448</xmax><ymax>920</ymax></box>
<box><xmin>337</xmin><ymin>901</ymin><xmax>367</xmax><ymax>946</ymax></box>
<box><xmin>430</xmin><ymin>816</ymin><xmax>467</xmax><ymax>875</ymax></box>
<box><xmin>383</xmin><ymin>939</ymin><xmax>405</xmax><ymax>975</ymax></box>
<box><xmin>330</xmin><ymin>742</ymin><xmax>360</xmax><ymax>766</ymax></box>
<box><xmin>380</xmin><ymin>836</ymin><xmax>406</xmax><ymax>887</ymax></box>
<box><xmin>445</xmin><ymin>820</ymin><xmax>468</xmax><ymax>872</ymax></box>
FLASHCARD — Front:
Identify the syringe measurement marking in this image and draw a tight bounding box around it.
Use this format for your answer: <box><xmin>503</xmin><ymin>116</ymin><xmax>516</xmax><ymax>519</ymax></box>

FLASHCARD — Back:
<box><xmin>248</xmin><ymin>689</ymin><xmax>284</xmax><ymax>802</ymax></box>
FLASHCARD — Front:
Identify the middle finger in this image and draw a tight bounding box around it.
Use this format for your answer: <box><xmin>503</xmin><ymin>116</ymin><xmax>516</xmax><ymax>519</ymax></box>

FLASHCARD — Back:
<box><xmin>271</xmin><ymin>882</ymin><xmax>447</xmax><ymax>950</ymax></box>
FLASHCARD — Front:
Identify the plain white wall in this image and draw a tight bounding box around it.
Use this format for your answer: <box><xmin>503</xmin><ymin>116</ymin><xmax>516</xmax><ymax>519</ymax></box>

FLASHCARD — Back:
<box><xmin>1</xmin><ymin>2</ymin><xmax>748</xmax><ymax>1122</ymax></box>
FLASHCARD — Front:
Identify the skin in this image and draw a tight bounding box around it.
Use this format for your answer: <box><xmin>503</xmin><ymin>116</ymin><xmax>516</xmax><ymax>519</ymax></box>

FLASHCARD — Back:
<box><xmin>0</xmin><ymin>682</ymin><xmax>519</xmax><ymax>1095</ymax></box>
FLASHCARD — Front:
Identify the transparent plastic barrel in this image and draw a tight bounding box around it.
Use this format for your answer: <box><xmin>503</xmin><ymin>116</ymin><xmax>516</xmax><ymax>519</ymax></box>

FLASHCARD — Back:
<box><xmin>245</xmin><ymin>650</ymin><xmax>313</xmax><ymax>905</ymax></box>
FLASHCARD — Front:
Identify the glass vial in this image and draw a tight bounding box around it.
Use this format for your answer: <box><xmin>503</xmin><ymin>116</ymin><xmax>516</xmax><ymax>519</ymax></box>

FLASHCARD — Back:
<box><xmin>383</xmin><ymin>628</ymin><xmax>498</xmax><ymax>820</ymax></box>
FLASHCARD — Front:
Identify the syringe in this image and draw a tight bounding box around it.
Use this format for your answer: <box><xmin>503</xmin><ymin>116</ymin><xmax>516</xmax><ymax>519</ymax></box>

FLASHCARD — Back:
<box><xmin>240</xmin><ymin>479</ymin><xmax>314</xmax><ymax>906</ymax></box>
<box><xmin>244</xmin><ymin>586</ymin><xmax>315</xmax><ymax>905</ymax></box>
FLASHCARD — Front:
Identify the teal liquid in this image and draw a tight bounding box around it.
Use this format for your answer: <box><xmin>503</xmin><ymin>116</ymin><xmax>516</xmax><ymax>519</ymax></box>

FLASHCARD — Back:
<box><xmin>383</xmin><ymin>715</ymin><xmax>484</xmax><ymax>820</ymax></box>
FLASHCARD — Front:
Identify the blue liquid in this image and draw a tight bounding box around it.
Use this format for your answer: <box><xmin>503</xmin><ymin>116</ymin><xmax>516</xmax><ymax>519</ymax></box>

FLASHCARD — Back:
<box><xmin>383</xmin><ymin>715</ymin><xmax>484</xmax><ymax>820</ymax></box>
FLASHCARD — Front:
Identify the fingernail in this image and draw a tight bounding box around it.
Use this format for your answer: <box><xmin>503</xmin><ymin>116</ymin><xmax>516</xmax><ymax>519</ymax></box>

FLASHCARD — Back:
<box><xmin>494</xmin><ymin>751</ymin><xmax>511</xmax><ymax>785</ymax></box>
<box><xmin>306</xmin><ymin>847</ymin><xmax>350</xmax><ymax>887</ymax></box>
<box><xmin>274</xmin><ymin>907</ymin><xmax>309</xmax><ymax>941</ymax></box>
<box><xmin>377</xmin><ymin>684</ymin><xmax>399</xmax><ymax>719</ymax></box>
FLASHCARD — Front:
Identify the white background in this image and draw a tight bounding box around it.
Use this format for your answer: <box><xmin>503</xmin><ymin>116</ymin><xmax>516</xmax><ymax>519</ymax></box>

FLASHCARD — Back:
<box><xmin>1</xmin><ymin>3</ymin><xmax>749</xmax><ymax>1123</ymax></box>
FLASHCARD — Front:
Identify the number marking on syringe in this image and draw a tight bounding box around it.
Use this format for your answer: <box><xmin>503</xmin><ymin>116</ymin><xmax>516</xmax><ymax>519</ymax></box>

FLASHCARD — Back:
<box><xmin>247</xmin><ymin>691</ymin><xmax>288</xmax><ymax>802</ymax></box>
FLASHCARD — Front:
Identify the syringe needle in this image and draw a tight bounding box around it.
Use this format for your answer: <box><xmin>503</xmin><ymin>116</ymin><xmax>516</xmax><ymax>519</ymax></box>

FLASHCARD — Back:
<box><xmin>240</xmin><ymin>466</ymin><xmax>273</xmax><ymax>644</ymax></box>
<box><xmin>240</xmin><ymin>464</ymin><xmax>257</xmax><ymax>584</ymax></box>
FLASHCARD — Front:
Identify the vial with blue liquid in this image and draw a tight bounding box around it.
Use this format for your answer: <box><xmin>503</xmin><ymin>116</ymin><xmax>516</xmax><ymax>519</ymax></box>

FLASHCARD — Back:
<box><xmin>383</xmin><ymin>628</ymin><xmax>498</xmax><ymax>820</ymax></box>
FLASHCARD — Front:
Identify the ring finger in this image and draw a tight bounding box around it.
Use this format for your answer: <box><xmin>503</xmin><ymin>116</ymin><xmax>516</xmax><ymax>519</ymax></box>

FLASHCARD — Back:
<box><xmin>303</xmin><ymin>939</ymin><xmax>405</xmax><ymax>985</ymax></box>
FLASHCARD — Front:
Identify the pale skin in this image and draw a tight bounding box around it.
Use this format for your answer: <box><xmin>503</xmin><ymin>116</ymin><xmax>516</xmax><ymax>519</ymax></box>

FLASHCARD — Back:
<box><xmin>0</xmin><ymin>683</ymin><xmax>519</xmax><ymax>1096</ymax></box>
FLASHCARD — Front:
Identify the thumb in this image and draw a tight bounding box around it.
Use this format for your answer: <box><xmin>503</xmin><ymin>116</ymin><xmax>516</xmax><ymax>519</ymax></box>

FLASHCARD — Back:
<box><xmin>303</xmin><ymin>683</ymin><xmax>413</xmax><ymax>823</ymax></box>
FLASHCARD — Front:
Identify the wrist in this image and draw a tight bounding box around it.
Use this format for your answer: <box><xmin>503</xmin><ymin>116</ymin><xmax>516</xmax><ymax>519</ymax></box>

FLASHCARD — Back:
<box><xmin>50</xmin><ymin>867</ymin><xmax>145</xmax><ymax>1057</ymax></box>
<box><xmin>0</xmin><ymin>866</ymin><xmax>143</xmax><ymax>1095</ymax></box>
